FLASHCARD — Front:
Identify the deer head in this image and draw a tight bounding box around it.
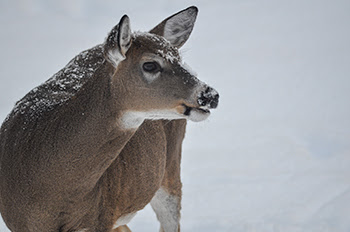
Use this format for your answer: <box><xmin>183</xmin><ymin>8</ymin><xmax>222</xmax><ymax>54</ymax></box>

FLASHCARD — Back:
<box><xmin>103</xmin><ymin>6</ymin><xmax>219</xmax><ymax>129</ymax></box>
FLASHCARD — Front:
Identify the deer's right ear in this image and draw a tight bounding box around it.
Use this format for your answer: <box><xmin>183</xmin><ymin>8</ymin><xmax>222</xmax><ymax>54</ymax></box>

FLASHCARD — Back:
<box><xmin>150</xmin><ymin>6</ymin><xmax>198</xmax><ymax>48</ymax></box>
<box><xmin>104</xmin><ymin>15</ymin><xmax>132</xmax><ymax>68</ymax></box>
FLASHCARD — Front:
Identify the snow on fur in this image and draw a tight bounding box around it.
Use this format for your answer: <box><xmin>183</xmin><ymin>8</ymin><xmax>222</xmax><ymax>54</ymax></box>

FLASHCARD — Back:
<box><xmin>8</xmin><ymin>32</ymin><xmax>185</xmax><ymax>125</ymax></box>
<box><xmin>9</xmin><ymin>45</ymin><xmax>105</xmax><ymax>123</ymax></box>
<box><xmin>133</xmin><ymin>31</ymin><xmax>181</xmax><ymax>63</ymax></box>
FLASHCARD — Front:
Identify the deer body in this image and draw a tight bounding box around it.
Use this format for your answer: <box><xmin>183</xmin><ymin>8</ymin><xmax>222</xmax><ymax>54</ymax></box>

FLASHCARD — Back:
<box><xmin>0</xmin><ymin>7</ymin><xmax>218</xmax><ymax>232</ymax></box>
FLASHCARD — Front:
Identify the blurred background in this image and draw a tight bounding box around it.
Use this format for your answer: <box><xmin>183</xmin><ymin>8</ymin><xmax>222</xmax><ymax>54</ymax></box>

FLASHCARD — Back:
<box><xmin>1</xmin><ymin>0</ymin><xmax>350</xmax><ymax>231</ymax></box>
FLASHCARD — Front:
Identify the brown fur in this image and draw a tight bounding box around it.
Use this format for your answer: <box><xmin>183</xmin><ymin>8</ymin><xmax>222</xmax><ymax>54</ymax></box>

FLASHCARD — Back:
<box><xmin>0</xmin><ymin>6</ymin><xmax>218</xmax><ymax>232</ymax></box>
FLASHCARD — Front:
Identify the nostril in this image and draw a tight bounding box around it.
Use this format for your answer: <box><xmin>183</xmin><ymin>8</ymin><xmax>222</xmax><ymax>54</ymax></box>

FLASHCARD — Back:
<box><xmin>197</xmin><ymin>87</ymin><xmax>219</xmax><ymax>109</ymax></box>
<box><xmin>215</xmin><ymin>93</ymin><xmax>219</xmax><ymax>102</ymax></box>
<box><xmin>209</xmin><ymin>94</ymin><xmax>219</xmax><ymax>109</ymax></box>
<box><xmin>200</xmin><ymin>101</ymin><xmax>207</xmax><ymax>106</ymax></box>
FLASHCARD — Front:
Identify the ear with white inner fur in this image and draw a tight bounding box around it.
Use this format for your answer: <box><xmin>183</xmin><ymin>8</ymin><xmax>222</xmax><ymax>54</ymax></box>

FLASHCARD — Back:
<box><xmin>150</xmin><ymin>6</ymin><xmax>198</xmax><ymax>48</ymax></box>
<box><xmin>104</xmin><ymin>15</ymin><xmax>132</xmax><ymax>68</ymax></box>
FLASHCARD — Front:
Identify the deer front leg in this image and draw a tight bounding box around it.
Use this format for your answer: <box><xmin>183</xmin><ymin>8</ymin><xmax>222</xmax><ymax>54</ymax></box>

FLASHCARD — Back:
<box><xmin>151</xmin><ymin>120</ymin><xmax>186</xmax><ymax>232</ymax></box>
<box><xmin>151</xmin><ymin>187</ymin><xmax>181</xmax><ymax>232</ymax></box>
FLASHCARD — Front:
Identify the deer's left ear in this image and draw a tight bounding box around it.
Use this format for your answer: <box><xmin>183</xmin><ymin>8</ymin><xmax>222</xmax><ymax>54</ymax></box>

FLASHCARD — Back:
<box><xmin>150</xmin><ymin>6</ymin><xmax>198</xmax><ymax>48</ymax></box>
<box><xmin>104</xmin><ymin>15</ymin><xmax>132</xmax><ymax>68</ymax></box>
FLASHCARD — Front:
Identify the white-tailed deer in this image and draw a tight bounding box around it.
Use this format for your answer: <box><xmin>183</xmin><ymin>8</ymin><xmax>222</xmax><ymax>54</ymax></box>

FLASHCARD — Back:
<box><xmin>0</xmin><ymin>6</ymin><xmax>218</xmax><ymax>232</ymax></box>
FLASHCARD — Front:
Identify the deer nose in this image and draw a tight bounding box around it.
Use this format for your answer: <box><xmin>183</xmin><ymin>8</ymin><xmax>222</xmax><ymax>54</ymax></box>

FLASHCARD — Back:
<box><xmin>198</xmin><ymin>86</ymin><xmax>219</xmax><ymax>109</ymax></box>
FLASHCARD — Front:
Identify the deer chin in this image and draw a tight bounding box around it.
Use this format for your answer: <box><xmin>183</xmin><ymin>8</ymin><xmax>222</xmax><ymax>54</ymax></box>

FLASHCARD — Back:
<box><xmin>178</xmin><ymin>104</ymin><xmax>211</xmax><ymax>122</ymax></box>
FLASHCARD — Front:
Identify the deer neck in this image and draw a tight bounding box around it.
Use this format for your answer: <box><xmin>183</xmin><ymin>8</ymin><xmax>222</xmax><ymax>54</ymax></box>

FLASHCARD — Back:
<box><xmin>49</xmin><ymin>65</ymin><xmax>138</xmax><ymax>190</ymax></box>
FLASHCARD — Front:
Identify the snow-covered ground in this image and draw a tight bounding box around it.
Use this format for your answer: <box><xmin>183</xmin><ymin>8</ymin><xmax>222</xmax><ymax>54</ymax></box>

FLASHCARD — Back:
<box><xmin>1</xmin><ymin>0</ymin><xmax>350</xmax><ymax>231</ymax></box>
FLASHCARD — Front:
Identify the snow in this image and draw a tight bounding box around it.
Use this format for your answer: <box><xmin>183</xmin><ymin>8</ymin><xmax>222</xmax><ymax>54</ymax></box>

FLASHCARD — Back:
<box><xmin>156</xmin><ymin>48</ymin><xmax>178</xmax><ymax>63</ymax></box>
<box><xmin>1</xmin><ymin>0</ymin><xmax>350</xmax><ymax>231</ymax></box>
<box><xmin>133</xmin><ymin>31</ymin><xmax>181</xmax><ymax>63</ymax></box>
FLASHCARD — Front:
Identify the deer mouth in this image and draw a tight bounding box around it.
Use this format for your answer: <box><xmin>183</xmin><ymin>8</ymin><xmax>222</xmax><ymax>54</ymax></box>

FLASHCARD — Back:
<box><xmin>180</xmin><ymin>104</ymin><xmax>210</xmax><ymax>122</ymax></box>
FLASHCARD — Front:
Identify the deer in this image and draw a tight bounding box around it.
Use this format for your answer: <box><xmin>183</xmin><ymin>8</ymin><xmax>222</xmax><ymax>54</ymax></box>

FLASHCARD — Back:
<box><xmin>0</xmin><ymin>6</ymin><xmax>219</xmax><ymax>232</ymax></box>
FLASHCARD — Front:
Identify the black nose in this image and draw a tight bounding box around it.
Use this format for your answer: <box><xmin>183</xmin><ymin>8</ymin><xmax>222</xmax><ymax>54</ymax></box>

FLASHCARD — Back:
<box><xmin>198</xmin><ymin>87</ymin><xmax>219</xmax><ymax>109</ymax></box>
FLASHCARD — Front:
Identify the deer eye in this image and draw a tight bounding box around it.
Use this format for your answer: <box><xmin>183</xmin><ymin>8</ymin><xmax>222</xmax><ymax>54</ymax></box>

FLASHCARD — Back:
<box><xmin>143</xmin><ymin>62</ymin><xmax>161</xmax><ymax>73</ymax></box>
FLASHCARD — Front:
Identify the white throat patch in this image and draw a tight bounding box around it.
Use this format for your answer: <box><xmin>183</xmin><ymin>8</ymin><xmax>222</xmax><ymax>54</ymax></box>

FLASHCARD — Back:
<box><xmin>120</xmin><ymin>109</ymin><xmax>185</xmax><ymax>129</ymax></box>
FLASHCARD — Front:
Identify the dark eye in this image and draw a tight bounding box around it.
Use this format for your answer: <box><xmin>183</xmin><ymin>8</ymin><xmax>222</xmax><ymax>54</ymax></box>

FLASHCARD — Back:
<box><xmin>143</xmin><ymin>62</ymin><xmax>161</xmax><ymax>73</ymax></box>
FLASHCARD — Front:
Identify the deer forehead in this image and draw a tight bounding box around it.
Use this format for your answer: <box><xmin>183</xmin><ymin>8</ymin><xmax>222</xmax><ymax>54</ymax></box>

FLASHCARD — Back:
<box><xmin>132</xmin><ymin>32</ymin><xmax>181</xmax><ymax>63</ymax></box>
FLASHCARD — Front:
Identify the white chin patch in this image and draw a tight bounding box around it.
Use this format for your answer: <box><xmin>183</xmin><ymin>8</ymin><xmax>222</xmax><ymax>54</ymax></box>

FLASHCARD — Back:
<box><xmin>187</xmin><ymin>108</ymin><xmax>210</xmax><ymax>122</ymax></box>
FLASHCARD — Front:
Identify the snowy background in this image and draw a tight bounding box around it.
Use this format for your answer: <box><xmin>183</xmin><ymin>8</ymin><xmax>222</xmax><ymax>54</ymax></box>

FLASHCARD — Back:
<box><xmin>1</xmin><ymin>0</ymin><xmax>350</xmax><ymax>231</ymax></box>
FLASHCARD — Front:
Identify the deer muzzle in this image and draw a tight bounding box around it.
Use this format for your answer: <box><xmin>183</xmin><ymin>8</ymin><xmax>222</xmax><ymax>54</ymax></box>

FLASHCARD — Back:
<box><xmin>178</xmin><ymin>84</ymin><xmax>219</xmax><ymax>122</ymax></box>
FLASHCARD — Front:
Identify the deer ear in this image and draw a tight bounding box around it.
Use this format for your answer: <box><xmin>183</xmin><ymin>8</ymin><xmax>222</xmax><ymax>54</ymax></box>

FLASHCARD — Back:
<box><xmin>104</xmin><ymin>15</ymin><xmax>132</xmax><ymax>68</ymax></box>
<box><xmin>150</xmin><ymin>6</ymin><xmax>198</xmax><ymax>48</ymax></box>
